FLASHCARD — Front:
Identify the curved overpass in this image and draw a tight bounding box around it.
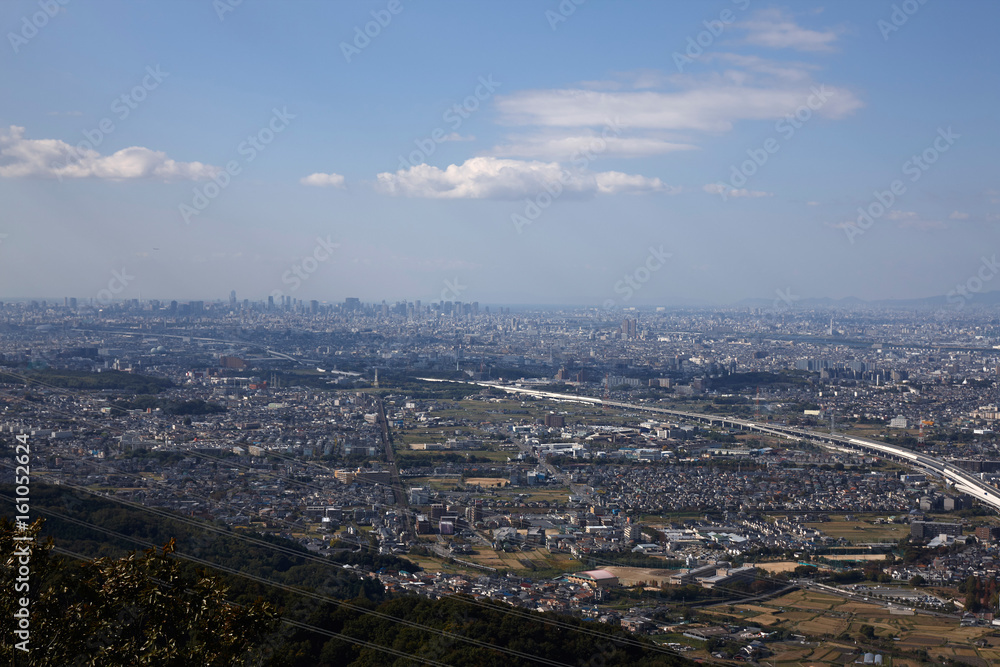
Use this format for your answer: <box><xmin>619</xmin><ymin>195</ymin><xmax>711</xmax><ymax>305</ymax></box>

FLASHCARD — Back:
<box><xmin>422</xmin><ymin>378</ymin><xmax>1000</xmax><ymax>513</ymax></box>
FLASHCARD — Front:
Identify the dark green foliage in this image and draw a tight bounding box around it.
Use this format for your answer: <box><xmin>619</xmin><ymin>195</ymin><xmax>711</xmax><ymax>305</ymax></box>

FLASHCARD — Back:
<box><xmin>275</xmin><ymin>595</ymin><xmax>690</xmax><ymax>667</ymax></box>
<box><xmin>1</xmin><ymin>368</ymin><xmax>174</xmax><ymax>394</ymax></box>
<box><xmin>793</xmin><ymin>564</ymin><xmax>819</xmax><ymax>577</ymax></box>
<box><xmin>2</xmin><ymin>485</ymin><xmax>692</xmax><ymax>665</ymax></box>
<box><xmin>0</xmin><ymin>484</ymin><xmax>405</xmax><ymax>609</ymax></box>
<box><xmin>961</xmin><ymin>575</ymin><xmax>999</xmax><ymax>612</ymax></box>
<box><xmin>827</xmin><ymin>569</ymin><xmax>865</xmax><ymax>584</ymax></box>
<box><xmin>0</xmin><ymin>518</ymin><xmax>277</xmax><ymax>666</ymax></box>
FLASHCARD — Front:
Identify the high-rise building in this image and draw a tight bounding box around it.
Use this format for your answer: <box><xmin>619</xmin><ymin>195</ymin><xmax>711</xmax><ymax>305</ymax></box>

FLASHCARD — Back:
<box><xmin>465</xmin><ymin>503</ymin><xmax>482</xmax><ymax>524</ymax></box>
<box><xmin>621</xmin><ymin>318</ymin><xmax>637</xmax><ymax>339</ymax></box>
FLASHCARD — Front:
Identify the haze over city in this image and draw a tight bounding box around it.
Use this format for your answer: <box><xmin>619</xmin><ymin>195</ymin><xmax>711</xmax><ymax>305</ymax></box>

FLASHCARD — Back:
<box><xmin>2</xmin><ymin>0</ymin><xmax>998</xmax><ymax>305</ymax></box>
<box><xmin>10</xmin><ymin>3</ymin><xmax>1000</xmax><ymax>665</ymax></box>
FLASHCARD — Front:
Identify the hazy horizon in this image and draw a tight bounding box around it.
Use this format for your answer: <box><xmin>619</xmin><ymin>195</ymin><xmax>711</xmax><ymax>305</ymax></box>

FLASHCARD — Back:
<box><xmin>2</xmin><ymin>1</ymin><xmax>998</xmax><ymax>307</ymax></box>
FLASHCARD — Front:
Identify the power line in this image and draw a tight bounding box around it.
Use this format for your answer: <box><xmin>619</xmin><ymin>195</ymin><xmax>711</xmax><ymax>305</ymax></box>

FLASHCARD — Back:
<box><xmin>10</xmin><ymin>498</ymin><xmax>579</xmax><ymax>667</ymax></box>
<box><xmin>1</xmin><ymin>369</ymin><xmax>752</xmax><ymax>661</ymax></box>
<box><xmin>45</xmin><ymin>545</ymin><xmax>454</xmax><ymax>667</ymax></box>
<box><xmin>0</xmin><ymin>457</ymin><xmax>705</xmax><ymax>663</ymax></box>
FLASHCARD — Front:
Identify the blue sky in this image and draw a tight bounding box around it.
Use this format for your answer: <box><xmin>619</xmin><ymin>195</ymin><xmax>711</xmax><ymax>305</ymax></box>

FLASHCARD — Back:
<box><xmin>1</xmin><ymin>0</ymin><xmax>998</xmax><ymax>306</ymax></box>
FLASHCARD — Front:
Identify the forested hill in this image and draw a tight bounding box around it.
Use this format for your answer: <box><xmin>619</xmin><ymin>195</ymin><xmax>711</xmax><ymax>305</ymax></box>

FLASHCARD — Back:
<box><xmin>0</xmin><ymin>484</ymin><xmax>692</xmax><ymax>666</ymax></box>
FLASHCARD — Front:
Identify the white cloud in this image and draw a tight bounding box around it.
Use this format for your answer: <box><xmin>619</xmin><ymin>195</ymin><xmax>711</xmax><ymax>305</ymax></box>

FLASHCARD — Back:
<box><xmin>596</xmin><ymin>171</ymin><xmax>679</xmax><ymax>195</ymax></box>
<box><xmin>737</xmin><ymin>9</ymin><xmax>840</xmax><ymax>52</ymax></box>
<box><xmin>582</xmin><ymin>69</ymin><xmax>672</xmax><ymax>91</ymax></box>
<box><xmin>495</xmin><ymin>82</ymin><xmax>861</xmax><ymax>133</ymax></box>
<box><xmin>706</xmin><ymin>53</ymin><xmax>818</xmax><ymax>84</ymax></box>
<box><xmin>702</xmin><ymin>183</ymin><xmax>772</xmax><ymax>198</ymax></box>
<box><xmin>488</xmin><ymin>133</ymin><xmax>697</xmax><ymax>160</ymax></box>
<box><xmin>375</xmin><ymin>157</ymin><xmax>674</xmax><ymax>200</ymax></box>
<box><xmin>888</xmin><ymin>210</ymin><xmax>946</xmax><ymax>230</ymax></box>
<box><xmin>491</xmin><ymin>56</ymin><xmax>858</xmax><ymax>169</ymax></box>
<box><xmin>301</xmin><ymin>172</ymin><xmax>346</xmax><ymax>188</ymax></box>
<box><xmin>949</xmin><ymin>211</ymin><xmax>970</xmax><ymax>220</ymax></box>
<box><xmin>806</xmin><ymin>201</ymin><xmax>820</xmax><ymax>206</ymax></box>
<box><xmin>0</xmin><ymin>125</ymin><xmax>218</xmax><ymax>180</ymax></box>
<box><xmin>440</xmin><ymin>133</ymin><xmax>474</xmax><ymax>142</ymax></box>
<box><xmin>730</xmin><ymin>188</ymin><xmax>772</xmax><ymax>198</ymax></box>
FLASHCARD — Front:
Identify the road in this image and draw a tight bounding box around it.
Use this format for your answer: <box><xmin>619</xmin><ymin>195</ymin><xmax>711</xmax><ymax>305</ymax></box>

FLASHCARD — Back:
<box><xmin>419</xmin><ymin>378</ymin><xmax>1000</xmax><ymax>514</ymax></box>
<box><xmin>376</xmin><ymin>395</ymin><xmax>412</xmax><ymax>538</ymax></box>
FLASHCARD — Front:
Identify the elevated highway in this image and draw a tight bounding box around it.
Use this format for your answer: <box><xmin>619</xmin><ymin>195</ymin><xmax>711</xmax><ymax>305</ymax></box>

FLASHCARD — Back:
<box><xmin>421</xmin><ymin>378</ymin><xmax>1000</xmax><ymax>513</ymax></box>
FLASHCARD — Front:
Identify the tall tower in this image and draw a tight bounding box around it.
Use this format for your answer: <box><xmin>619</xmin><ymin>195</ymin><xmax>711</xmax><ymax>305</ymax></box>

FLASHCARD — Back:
<box><xmin>829</xmin><ymin>391</ymin><xmax>836</xmax><ymax>434</ymax></box>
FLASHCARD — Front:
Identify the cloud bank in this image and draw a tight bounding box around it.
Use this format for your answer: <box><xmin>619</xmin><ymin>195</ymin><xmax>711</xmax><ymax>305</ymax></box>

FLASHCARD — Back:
<box><xmin>0</xmin><ymin>126</ymin><xmax>218</xmax><ymax>180</ymax></box>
